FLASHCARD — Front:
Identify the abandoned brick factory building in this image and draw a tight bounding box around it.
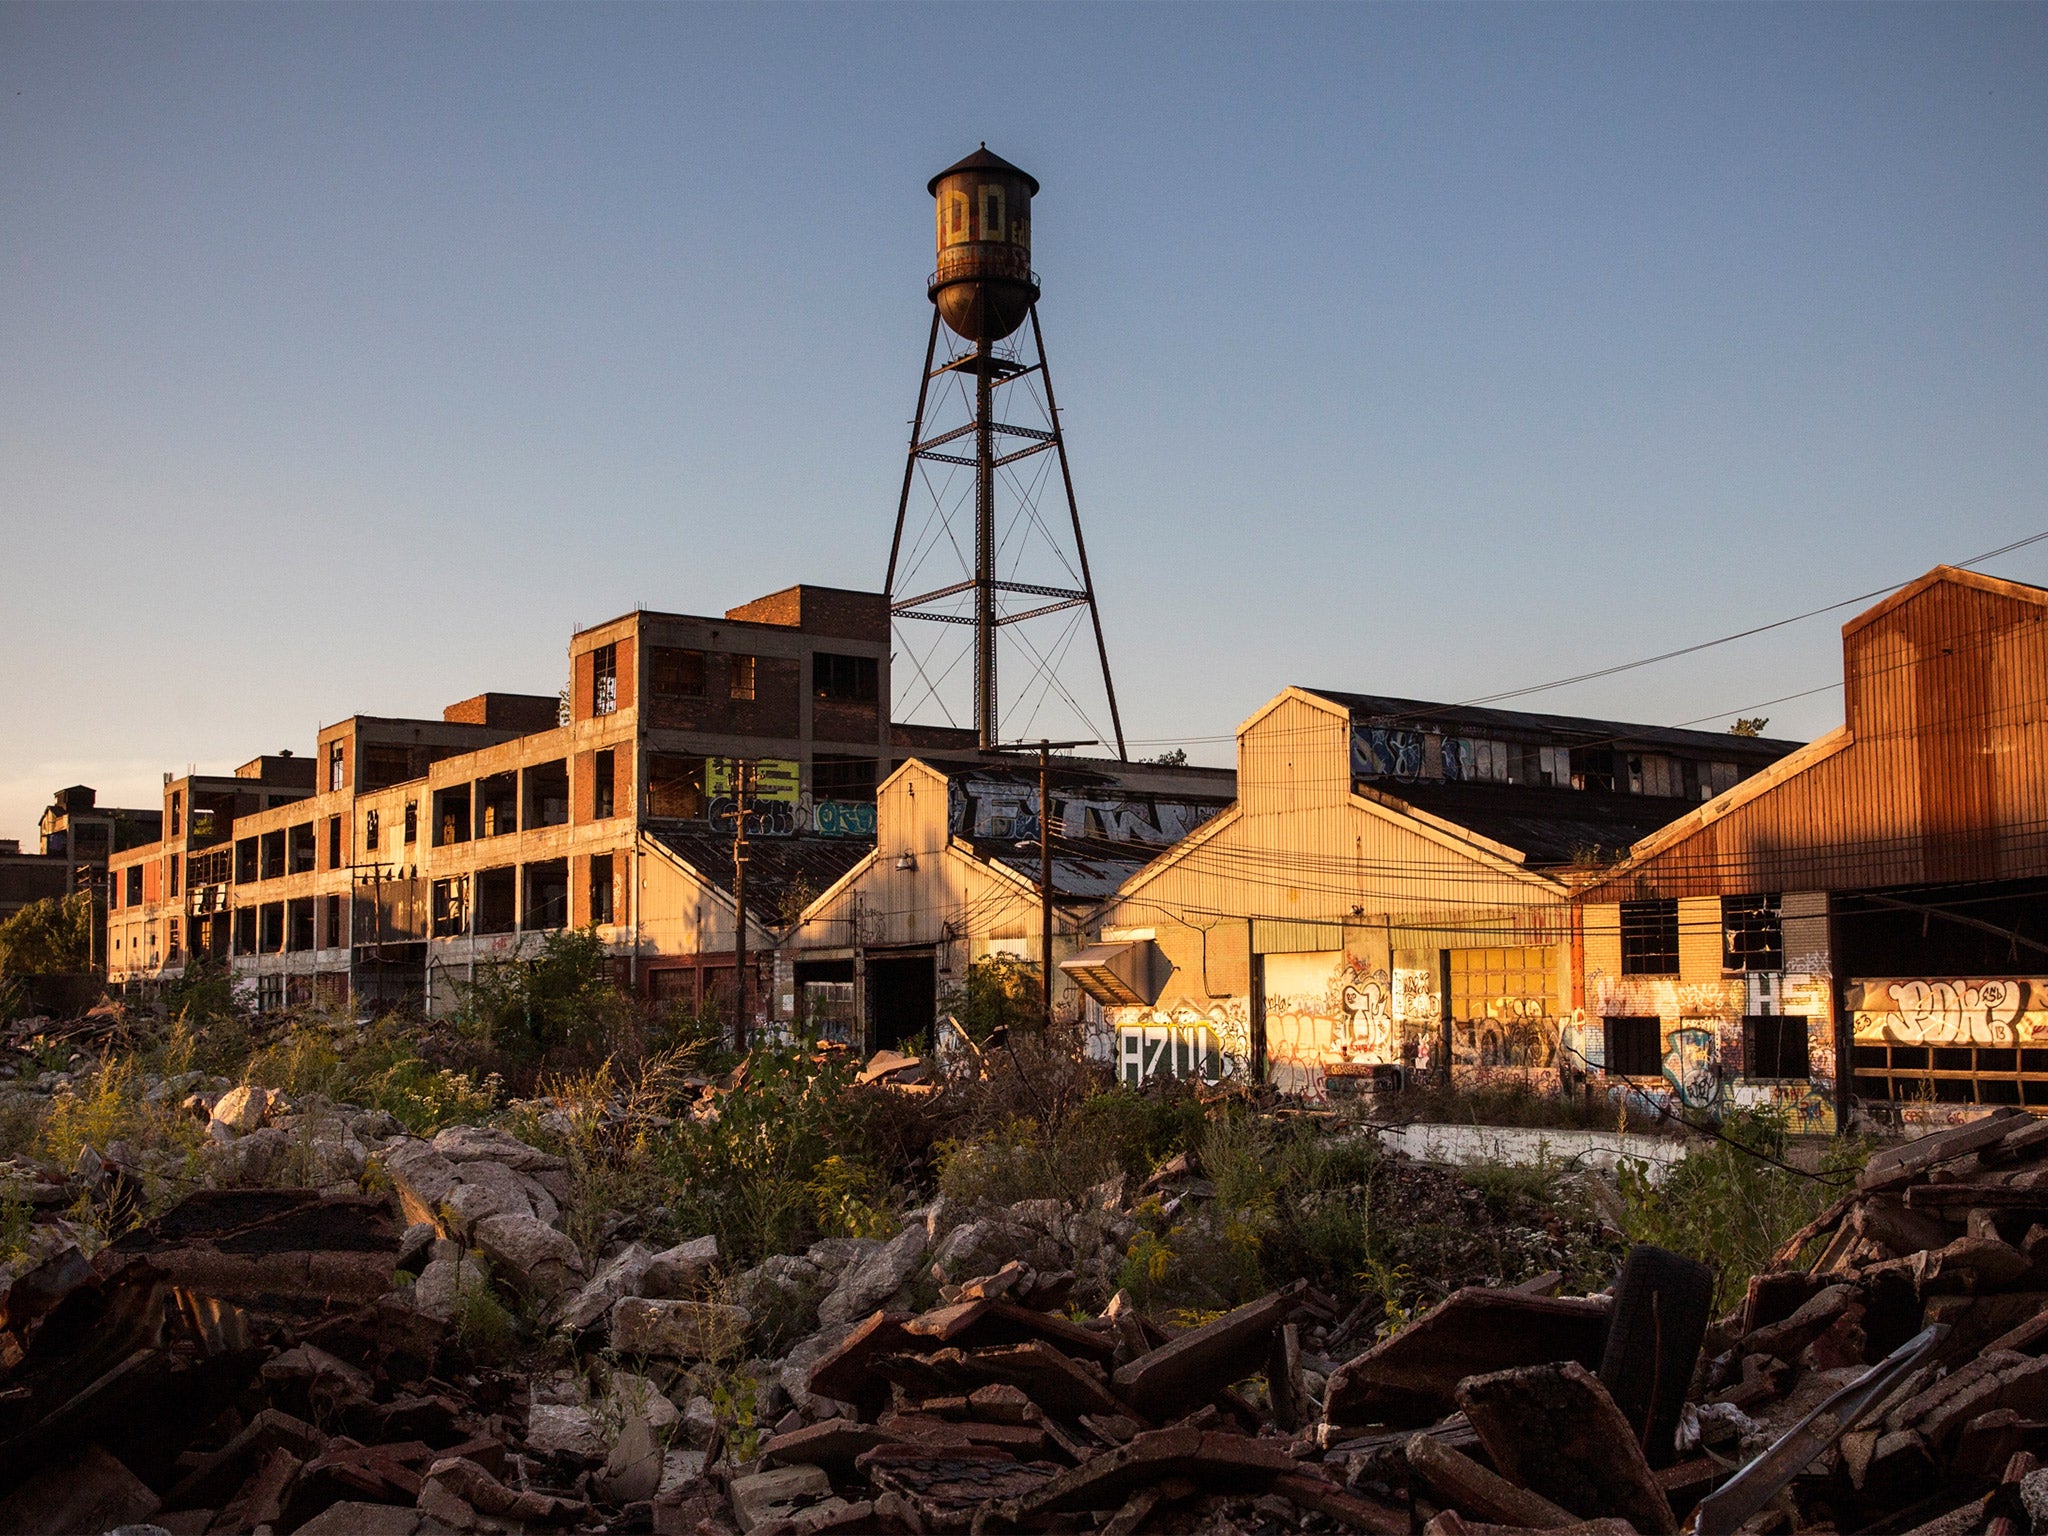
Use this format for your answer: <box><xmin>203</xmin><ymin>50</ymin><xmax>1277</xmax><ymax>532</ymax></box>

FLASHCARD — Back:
<box><xmin>76</xmin><ymin>566</ymin><xmax>2048</xmax><ymax>1130</ymax></box>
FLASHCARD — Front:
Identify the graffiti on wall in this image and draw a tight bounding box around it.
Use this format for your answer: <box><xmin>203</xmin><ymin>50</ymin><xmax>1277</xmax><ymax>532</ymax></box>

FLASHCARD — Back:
<box><xmin>1583</xmin><ymin>968</ymin><xmax>1838</xmax><ymax>1133</ymax></box>
<box><xmin>1853</xmin><ymin>978</ymin><xmax>2034</xmax><ymax>1045</ymax></box>
<box><xmin>1108</xmin><ymin>1000</ymin><xmax>1250</xmax><ymax>1088</ymax></box>
<box><xmin>949</xmin><ymin>780</ymin><xmax>1222</xmax><ymax>847</ymax></box>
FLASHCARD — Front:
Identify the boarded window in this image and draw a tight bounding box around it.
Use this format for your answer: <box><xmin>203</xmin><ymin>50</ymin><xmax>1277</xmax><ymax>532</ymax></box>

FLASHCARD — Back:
<box><xmin>813</xmin><ymin>653</ymin><xmax>878</xmax><ymax>703</ymax></box>
<box><xmin>1723</xmin><ymin>894</ymin><xmax>1783</xmax><ymax>971</ymax></box>
<box><xmin>650</xmin><ymin>647</ymin><xmax>706</xmax><ymax>698</ymax></box>
<box><xmin>1605</xmin><ymin>1015</ymin><xmax>1663</xmax><ymax>1077</ymax></box>
<box><xmin>1744</xmin><ymin>1014</ymin><xmax>1810</xmax><ymax>1079</ymax></box>
<box><xmin>1620</xmin><ymin>899</ymin><xmax>1679</xmax><ymax>975</ymax></box>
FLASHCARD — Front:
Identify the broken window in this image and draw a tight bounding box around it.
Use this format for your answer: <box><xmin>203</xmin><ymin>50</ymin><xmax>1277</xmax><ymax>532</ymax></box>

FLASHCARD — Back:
<box><xmin>1604</xmin><ymin>1016</ymin><xmax>1662</xmax><ymax>1077</ymax></box>
<box><xmin>168</xmin><ymin>918</ymin><xmax>182</xmax><ymax>961</ymax></box>
<box><xmin>404</xmin><ymin>800</ymin><xmax>418</xmax><ymax>844</ymax></box>
<box><xmin>1627</xmin><ymin>754</ymin><xmax>1684</xmax><ymax>798</ymax></box>
<box><xmin>1569</xmin><ymin>747</ymin><xmax>1617</xmax><ymax>793</ymax></box>
<box><xmin>287</xmin><ymin>897</ymin><xmax>315</xmax><ymax>952</ymax></box>
<box><xmin>729</xmin><ymin>654</ymin><xmax>756</xmax><ymax>702</ymax></box>
<box><xmin>1723</xmin><ymin>893</ymin><xmax>1784</xmax><ymax>972</ymax></box>
<box><xmin>593</xmin><ymin>750</ymin><xmax>616</xmax><ymax>819</ymax></box>
<box><xmin>524</xmin><ymin>760</ymin><xmax>569</xmax><ymax>829</ymax></box>
<box><xmin>362</xmin><ymin>744</ymin><xmax>417</xmax><ymax>790</ymax></box>
<box><xmin>169</xmin><ymin>790</ymin><xmax>182</xmax><ymax>837</ymax></box>
<box><xmin>234</xmin><ymin>838</ymin><xmax>258</xmax><ymax>884</ymax></box>
<box><xmin>169</xmin><ymin>853</ymin><xmax>181</xmax><ymax>898</ymax></box>
<box><xmin>812</xmin><ymin>754</ymin><xmax>877</xmax><ymax>802</ymax></box>
<box><xmin>592</xmin><ymin>644</ymin><xmax>618</xmax><ymax>716</ymax></box>
<box><xmin>434</xmin><ymin>785</ymin><xmax>472</xmax><ymax>846</ymax></box>
<box><xmin>646</xmin><ymin>754</ymin><xmax>706</xmax><ymax>819</ymax></box>
<box><xmin>1744</xmin><ymin>1014</ymin><xmax>1810</xmax><ymax>1079</ymax></box>
<box><xmin>233</xmin><ymin>906</ymin><xmax>256</xmax><ymax>954</ymax></box>
<box><xmin>477</xmin><ymin>773</ymin><xmax>518</xmax><ymax>837</ymax></box>
<box><xmin>364</xmin><ymin>809</ymin><xmax>379</xmax><ymax>852</ymax></box>
<box><xmin>474</xmin><ymin>867</ymin><xmax>516</xmax><ymax>935</ymax></box>
<box><xmin>127</xmin><ymin>865</ymin><xmax>145</xmax><ymax>906</ymax></box>
<box><xmin>329</xmin><ymin>742</ymin><xmax>346</xmax><ymax>792</ymax></box>
<box><xmin>260</xmin><ymin>901</ymin><xmax>285</xmax><ymax>951</ymax></box>
<box><xmin>431</xmin><ymin>876</ymin><xmax>469</xmax><ymax>938</ymax></box>
<box><xmin>1707</xmin><ymin>761</ymin><xmax>1740</xmax><ymax>797</ymax></box>
<box><xmin>324</xmin><ymin>894</ymin><xmax>344</xmax><ymax>949</ymax></box>
<box><xmin>73</xmin><ymin>823</ymin><xmax>109</xmax><ymax>858</ymax></box>
<box><xmin>257</xmin><ymin>975</ymin><xmax>283</xmax><ymax>1013</ymax></box>
<box><xmin>589</xmin><ymin>853</ymin><xmax>615</xmax><ymax>925</ymax></box>
<box><xmin>288</xmin><ymin>823</ymin><xmax>315</xmax><ymax>874</ymax></box>
<box><xmin>524</xmin><ymin>860</ymin><xmax>568</xmax><ymax>932</ymax></box>
<box><xmin>650</xmin><ymin>647</ymin><xmax>706</xmax><ymax>698</ymax></box>
<box><xmin>813</xmin><ymin>652</ymin><xmax>878</xmax><ymax>704</ymax></box>
<box><xmin>1619</xmin><ymin>899</ymin><xmax>1679</xmax><ymax>976</ymax></box>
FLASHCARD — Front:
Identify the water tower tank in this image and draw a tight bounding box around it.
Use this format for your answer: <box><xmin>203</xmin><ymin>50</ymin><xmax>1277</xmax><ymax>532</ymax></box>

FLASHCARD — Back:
<box><xmin>928</xmin><ymin>145</ymin><xmax>1040</xmax><ymax>344</ymax></box>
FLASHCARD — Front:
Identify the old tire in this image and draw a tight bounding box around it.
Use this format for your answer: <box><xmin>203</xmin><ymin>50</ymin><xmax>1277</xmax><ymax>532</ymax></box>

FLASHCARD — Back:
<box><xmin>1598</xmin><ymin>1243</ymin><xmax>1714</xmax><ymax>1468</ymax></box>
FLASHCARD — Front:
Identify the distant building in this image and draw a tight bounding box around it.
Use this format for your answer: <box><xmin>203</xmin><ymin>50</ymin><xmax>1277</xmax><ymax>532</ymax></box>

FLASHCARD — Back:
<box><xmin>37</xmin><ymin>785</ymin><xmax>162</xmax><ymax>894</ymax></box>
<box><xmin>0</xmin><ymin>840</ymin><xmax>72</xmax><ymax>927</ymax></box>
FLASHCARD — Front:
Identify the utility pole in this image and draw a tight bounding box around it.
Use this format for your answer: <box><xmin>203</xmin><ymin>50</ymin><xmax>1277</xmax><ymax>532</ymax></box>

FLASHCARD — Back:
<box><xmin>995</xmin><ymin>739</ymin><xmax>1094</xmax><ymax>1025</ymax></box>
<box><xmin>730</xmin><ymin>759</ymin><xmax>754</xmax><ymax>1052</ymax></box>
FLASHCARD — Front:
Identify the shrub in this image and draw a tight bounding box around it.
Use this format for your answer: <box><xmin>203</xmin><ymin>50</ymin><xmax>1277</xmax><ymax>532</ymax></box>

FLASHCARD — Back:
<box><xmin>1616</xmin><ymin>1109</ymin><xmax>1868</xmax><ymax>1312</ymax></box>
<box><xmin>458</xmin><ymin>928</ymin><xmax>627</xmax><ymax>1068</ymax></box>
<box><xmin>0</xmin><ymin>893</ymin><xmax>95</xmax><ymax>976</ymax></box>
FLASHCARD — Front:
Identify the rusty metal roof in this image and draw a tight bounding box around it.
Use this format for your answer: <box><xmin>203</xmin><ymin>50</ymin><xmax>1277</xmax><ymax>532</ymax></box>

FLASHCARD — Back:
<box><xmin>928</xmin><ymin>144</ymin><xmax>1040</xmax><ymax>196</ymax></box>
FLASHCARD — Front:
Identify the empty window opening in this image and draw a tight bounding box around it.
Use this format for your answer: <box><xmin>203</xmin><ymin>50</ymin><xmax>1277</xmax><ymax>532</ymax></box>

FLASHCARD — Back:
<box><xmin>593</xmin><ymin>750</ymin><xmax>616</xmax><ymax>819</ymax></box>
<box><xmin>589</xmin><ymin>854</ymin><xmax>615</xmax><ymax>925</ymax></box>
<box><xmin>328</xmin><ymin>742</ymin><xmax>346</xmax><ymax>792</ymax></box>
<box><xmin>1723</xmin><ymin>894</ymin><xmax>1784</xmax><ymax>972</ymax></box>
<box><xmin>233</xmin><ymin>907</ymin><xmax>256</xmax><ymax>955</ymax></box>
<box><xmin>324</xmin><ymin>894</ymin><xmax>344</xmax><ymax>949</ymax></box>
<box><xmin>327</xmin><ymin>815</ymin><xmax>341</xmax><ymax>868</ymax></box>
<box><xmin>169</xmin><ymin>790</ymin><xmax>183</xmax><ymax>836</ymax></box>
<box><xmin>813</xmin><ymin>754</ymin><xmax>878</xmax><ymax>802</ymax></box>
<box><xmin>362</xmin><ymin>744</ymin><xmax>419</xmax><ymax>790</ymax></box>
<box><xmin>524</xmin><ymin>860</ymin><xmax>569</xmax><ymax>932</ymax></box>
<box><xmin>592</xmin><ymin>644</ymin><xmax>618</xmax><ymax>716</ymax></box>
<box><xmin>404</xmin><ymin>800</ymin><xmax>418</xmax><ymax>845</ymax></box>
<box><xmin>1605</xmin><ymin>1015</ymin><xmax>1663</xmax><ymax>1077</ymax></box>
<box><xmin>524</xmin><ymin>760</ymin><xmax>569</xmax><ymax>829</ymax></box>
<box><xmin>475</xmin><ymin>867</ymin><xmax>517</xmax><ymax>935</ymax></box>
<box><xmin>261</xmin><ymin>830</ymin><xmax>286</xmax><ymax>880</ymax></box>
<box><xmin>169</xmin><ymin>853</ymin><xmax>182</xmax><ymax>898</ymax></box>
<box><xmin>126</xmin><ymin>865</ymin><xmax>144</xmax><ymax>905</ymax></box>
<box><xmin>477</xmin><ymin>773</ymin><xmax>518</xmax><ymax>837</ymax></box>
<box><xmin>1570</xmin><ymin>747</ymin><xmax>1617</xmax><ymax>793</ymax></box>
<box><xmin>1744</xmin><ymin>1014</ymin><xmax>1810</xmax><ymax>1079</ymax></box>
<box><xmin>434</xmin><ymin>785</ymin><xmax>472</xmax><ymax>847</ymax></box>
<box><xmin>287</xmin><ymin>823</ymin><xmax>315</xmax><ymax>874</ymax></box>
<box><xmin>287</xmin><ymin>897</ymin><xmax>315</xmax><ymax>952</ymax></box>
<box><xmin>647</xmin><ymin>754</ymin><xmax>707</xmax><ymax>819</ymax></box>
<box><xmin>650</xmin><ymin>647</ymin><xmax>706</xmax><ymax>698</ymax></box>
<box><xmin>167</xmin><ymin>918</ymin><xmax>182</xmax><ymax>962</ymax></box>
<box><xmin>260</xmin><ymin>901</ymin><xmax>285</xmax><ymax>952</ymax></box>
<box><xmin>1620</xmin><ymin>899</ymin><xmax>1680</xmax><ymax>975</ymax></box>
<box><xmin>729</xmin><ymin>654</ymin><xmax>756</xmax><ymax>702</ymax></box>
<box><xmin>813</xmin><ymin>653</ymin><xmax>879</xmax><ymax>704</ymax></box>
<box><xmin>364</xmin><ymin>809</ymin><xmax>380</xmax><ymax>853</ymax></box>
<box><xmin>234</xmin><ymin>839</ymin><xmax>257</xmax><ymax>885</ymax></box>
<box><xmin>432</xmin><ymin>876</ymin><xmax>469</xmax><ymax>938</ymax></box>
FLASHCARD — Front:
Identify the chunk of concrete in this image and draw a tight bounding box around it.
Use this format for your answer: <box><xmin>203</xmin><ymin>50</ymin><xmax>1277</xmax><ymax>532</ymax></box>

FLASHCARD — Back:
<box><xmin>471</xmin><ymin>1212</ymin><xmax>584</xmax><ymax>1300</ymax></box>
<box><xmin>558</xmin><ymin>1241</ymin><xmax>656</xmax><ymax>1331</ymax></box>
<box><xmin>611</xmin><ymin>1296</ymin><xmax>752</xmax><ymax>1360</ymax></box>
<box><xmin>643</xmin><ymin>1234</ymin><xmax>721</xmax><ymax>1296</ymax></box>
<box><xmin>0</xmin><ymin>1443</ymin><xmax>160</xmax><ymax>1534</ymax></box>
<box><xmin>209</xmin><ymin>1084</ymin><xmax>273</xmax><ymax>1135</ymax></box>
<box><xmin>731</xmin><ymin>1463</ymin><xmax>833</xmax><ymax>1532</ymax></box>
<box><xmin>818</xmin><ymin>1224</ymin><xmax>928</xmax><ymax>1326</ymax></box>
<box><xmin>526</xmin><ymin>1402</ymin><xmax>606</xmax><ymax>1461</ymax></box>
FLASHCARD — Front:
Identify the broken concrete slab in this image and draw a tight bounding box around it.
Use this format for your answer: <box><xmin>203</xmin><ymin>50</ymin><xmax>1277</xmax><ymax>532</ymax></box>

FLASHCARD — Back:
<box><xmin>1109</xmin><ymin>1280</ymin><xmax>1305</xmax><ymax>1421</ymax></box>
<box><xmin>611</xmin><ymin>1295</ymin><xmax>752</xmax><ymax>1360</ymax></box>
<box><xmin>1457</xmin><ymin>1361</ymin><xmax>1677</xmax><ymax>1535</ymax></box>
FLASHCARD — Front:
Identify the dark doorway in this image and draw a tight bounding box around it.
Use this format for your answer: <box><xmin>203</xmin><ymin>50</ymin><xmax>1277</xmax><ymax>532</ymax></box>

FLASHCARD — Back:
<box><xmin>867</xmin><ymin>952</ymin><xmax>937</xmax><ymax>1052</ymax></box>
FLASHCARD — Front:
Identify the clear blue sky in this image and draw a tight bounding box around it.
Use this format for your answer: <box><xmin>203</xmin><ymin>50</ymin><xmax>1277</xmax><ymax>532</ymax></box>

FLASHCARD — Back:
<box><xmin>4</xmin><ymin>4</ymin><xmax>2046</xmax><ymax>837</ymax></box>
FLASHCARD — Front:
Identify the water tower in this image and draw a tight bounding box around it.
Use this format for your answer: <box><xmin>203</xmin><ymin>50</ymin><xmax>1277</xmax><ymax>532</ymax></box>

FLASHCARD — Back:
<box><xmin>885</xmin><ymin>146</ymin><xmax>1127</xmax><ymax>757</ymax></box>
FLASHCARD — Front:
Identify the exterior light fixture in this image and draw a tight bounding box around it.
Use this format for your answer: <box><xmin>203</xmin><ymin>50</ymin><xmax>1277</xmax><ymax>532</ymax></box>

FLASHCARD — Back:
<box><xmin>896</xmin><ymin>851</ymin><xmax>918</xmax><ymax>871</ymax></box>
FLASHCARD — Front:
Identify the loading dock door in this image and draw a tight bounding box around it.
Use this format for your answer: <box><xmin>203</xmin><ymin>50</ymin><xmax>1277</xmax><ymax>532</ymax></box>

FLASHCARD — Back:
<box><xmin>867</xmin><ymin>953</ymin><xmax>937</xmax><ymax>1053</ymax></box>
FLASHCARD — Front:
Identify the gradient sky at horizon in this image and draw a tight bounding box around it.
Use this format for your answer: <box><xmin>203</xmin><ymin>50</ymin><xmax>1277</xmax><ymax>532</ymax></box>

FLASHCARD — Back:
<box><xmin>4</xmin><ymin>4</ymin><xmax>2047</xmax><ymax>838</ymax></box>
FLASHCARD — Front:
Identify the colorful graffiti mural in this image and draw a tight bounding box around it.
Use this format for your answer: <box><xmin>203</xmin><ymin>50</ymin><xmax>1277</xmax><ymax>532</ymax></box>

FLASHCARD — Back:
<box><xmin>948</xmin><ymin>779</ymin><xmax>1222</xmax><ymax>847</ymax></box>
<box><xmin>1108</xmin><ymin>1000</ymin><xmax>1250</xmax><ymax>1088</ymax></box>
<box><xmin>1853</xmin><ymin>978</ymin><xmax>2036</xmax><ymax>1045</ymax></box>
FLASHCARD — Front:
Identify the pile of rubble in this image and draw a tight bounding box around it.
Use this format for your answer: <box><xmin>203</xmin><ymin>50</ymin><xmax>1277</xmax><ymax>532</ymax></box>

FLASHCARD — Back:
<box><xmin>22</xmin><ymin>1088</ymin><xmax>2048</xmax><ymax>1534</ymax></box>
